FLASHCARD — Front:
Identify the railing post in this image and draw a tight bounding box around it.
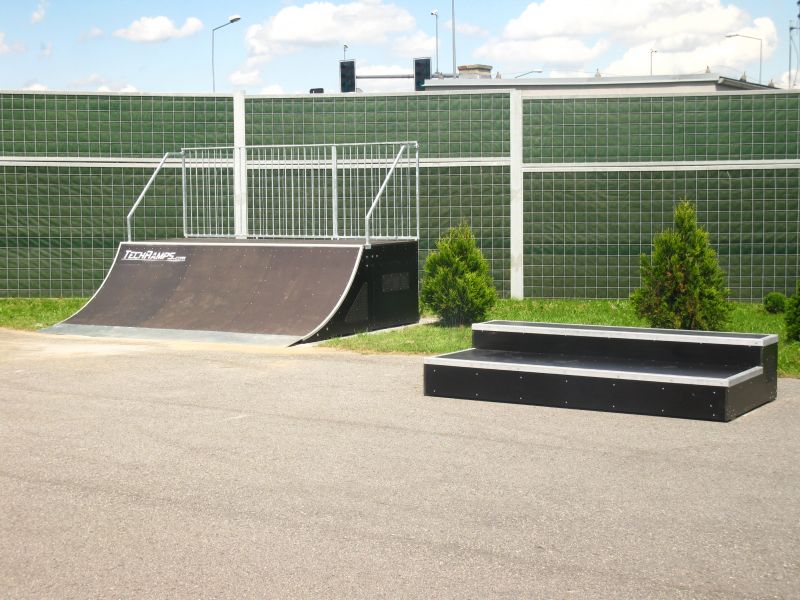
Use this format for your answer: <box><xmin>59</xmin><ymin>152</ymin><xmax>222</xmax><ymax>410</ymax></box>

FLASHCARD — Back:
<box><xmin>181</xmin><ymin>152</ymin><xmax>187</xmax><ymax>238</ymax></box>
<box><xmin>331</xmin><ymin>145</ymin><xmax>338</xmax><ymax>239</ymax></box>
<box><xmin>509</xmin><ymin>89</ymin><xmax>524</xmax><ymax>299</ymax></box>
<box><xmin>415</xmin><ymin>142</ymin><xmax>420</xmax><ymax>240</ymax></box>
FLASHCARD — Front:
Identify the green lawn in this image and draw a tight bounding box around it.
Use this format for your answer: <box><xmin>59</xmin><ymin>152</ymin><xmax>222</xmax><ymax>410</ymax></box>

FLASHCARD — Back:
<box><xmin>2</xmin><ymin>297</ymin><xmax>797</xmax><ymax>377</ymax></box>
<box><xmin>0</xmin><ymin>298</ymin><xmax>86</xmax><ymax>331</ymax></box>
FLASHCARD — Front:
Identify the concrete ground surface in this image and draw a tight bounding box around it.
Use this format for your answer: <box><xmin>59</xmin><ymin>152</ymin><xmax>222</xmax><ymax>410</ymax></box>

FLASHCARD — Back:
<box><xmin>0</xmin><ymin>328</ymin><xmax>798</xmax><ymax>599</ymax></box>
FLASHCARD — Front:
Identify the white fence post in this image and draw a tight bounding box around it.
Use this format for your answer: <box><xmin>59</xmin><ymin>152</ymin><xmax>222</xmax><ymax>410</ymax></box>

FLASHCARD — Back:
<box><xmin>331</xmin><ymin>145</ymin><xmax>338</xmax><ymax>239</ymax></box>
<box><xmin>509</xmin><ymin>90</ymin><xmax>524</xmax><ymax>299</ymax></box>
<box><xmin>233</xmin><ymin>91</ymin><xmax>248</xmax><ymax>238</ymax></box>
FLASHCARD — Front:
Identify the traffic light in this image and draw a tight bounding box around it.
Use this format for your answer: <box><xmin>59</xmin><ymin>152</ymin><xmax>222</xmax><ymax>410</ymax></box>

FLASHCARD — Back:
<box><xmin>413</xmin><ymin>57</ymin><xmax>431</xmax><ymax>92</ymax></box>
<box><xmin>339</xmin><ymin>60</ymin><xmax>356</xmax><ymax>93</ymax></box>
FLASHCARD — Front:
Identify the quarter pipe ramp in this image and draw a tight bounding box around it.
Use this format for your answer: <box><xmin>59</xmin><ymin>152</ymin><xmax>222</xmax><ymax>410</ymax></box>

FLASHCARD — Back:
<box><xmin>45</xmin><ymin>239</ymin><xmax>419</xmax><ymax>346</ymax></box>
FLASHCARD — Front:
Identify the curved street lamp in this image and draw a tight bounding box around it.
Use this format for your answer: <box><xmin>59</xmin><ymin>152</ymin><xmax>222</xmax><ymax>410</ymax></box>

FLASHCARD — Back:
<box><xmin>212</xmin><ymin>15</ymin><xmax>242</xmax><ymax>92</ymax></box>
<box><xmin>726</xmin><ymin>33</ymin><xmax>762</xmax><ymax>84</ymax></box>
<box><xmin>431</xmin><ymin>9</ymin><xmax>439</xmax><ymax>75</ymax></box>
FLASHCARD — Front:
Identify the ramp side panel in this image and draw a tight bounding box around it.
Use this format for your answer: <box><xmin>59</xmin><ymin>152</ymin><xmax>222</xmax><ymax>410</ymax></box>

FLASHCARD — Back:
<box><xmin>305</xmin><ymin>240</ymin><xmax>419</xmax><ymax>342</ymax></box>
<box><xmin>67</xmin><ymin>242</ymin><xmax>361</xmax><ymax>337</ymax></box>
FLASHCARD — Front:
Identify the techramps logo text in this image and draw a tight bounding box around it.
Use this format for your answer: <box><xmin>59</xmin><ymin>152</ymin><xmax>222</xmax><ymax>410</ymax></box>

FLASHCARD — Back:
<box><xmin>122</xmin><ymin>249</ymin><xmax>187</xmax><ymax>263</ymax></box>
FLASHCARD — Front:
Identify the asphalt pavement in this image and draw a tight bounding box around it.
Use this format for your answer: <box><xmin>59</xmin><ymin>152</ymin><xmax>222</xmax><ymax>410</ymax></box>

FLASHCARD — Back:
<box><xmin>1</xmin><ymin>328</ymin><xmax>798</xmax><ymax>599</ymax></box>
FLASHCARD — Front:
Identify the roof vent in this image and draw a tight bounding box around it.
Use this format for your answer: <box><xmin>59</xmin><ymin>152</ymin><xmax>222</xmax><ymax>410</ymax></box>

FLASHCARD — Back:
<box><xmin>457</xmin><ymin>64</ymin><xmax>492</xmax><ymax>79</ymax></box>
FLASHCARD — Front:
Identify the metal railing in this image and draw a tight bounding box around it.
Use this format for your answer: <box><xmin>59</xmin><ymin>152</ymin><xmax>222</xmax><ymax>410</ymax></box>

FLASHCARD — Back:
<box><xmin>127</xmin><ymin>142</ymin><xmax>420</xmax><ymax>246</ymax></box>
<box><xmin>126</xmin><ymin>151</ymin><xmax>183</xmax><ymax>242</ymax></box>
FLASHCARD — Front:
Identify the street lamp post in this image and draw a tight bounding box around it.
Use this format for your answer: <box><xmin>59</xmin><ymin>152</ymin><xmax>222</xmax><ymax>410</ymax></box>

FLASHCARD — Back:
<box><xmin>790</xmin><ymin>21</ymin><xmax>798</xmax><ymax>88</ymax></box>
<box><xmin>212</xmin><ymin>15</ymin><xmax>242</xmax><ymax>93</ymax></box>
<box><xmin>343</xmin><ymin>44</ymin><xmax>348</xmax><ymax>60</ymax></box>
<box><xmin>726</xmin><ymin>33</ymin><xmax>763</xmax><ymax>84</ymax></box>
<box><xmin>650</xmin><ymin>49</ymin><xmax>657</xmax><ymax>76</ymax></box>
<box><xmin>514</xmin><ymin>69</ymin><xmax>543</xmax><ymax>78</ymax></box>
<box><xmin>431</xmin><ymin>9</ymin><xmax>439</xmax><ymax>75</ymax></box>
<box><xmin>451</xmin><ymin>0</ymin><xmax>457</xmax><ymax>77</ymax></box>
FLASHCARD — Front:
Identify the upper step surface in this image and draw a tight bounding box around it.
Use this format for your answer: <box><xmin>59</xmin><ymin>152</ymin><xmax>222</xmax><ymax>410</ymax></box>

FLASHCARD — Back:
<box><xmin>474</xmin><ymin>321</ymin><xmax>777</xmax><ymax>347</ymax></box>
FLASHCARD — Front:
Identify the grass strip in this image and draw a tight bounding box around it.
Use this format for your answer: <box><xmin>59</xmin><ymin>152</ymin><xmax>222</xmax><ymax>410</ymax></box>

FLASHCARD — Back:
<box><xmin>0</xmin><ymin>298</ymin><xmax>86</xmax><ymax>331</ymax></box>
<box><xmin>1</xmin><ymin>297</ymin><xmax>797</xmax><ymax>376</ymax></box>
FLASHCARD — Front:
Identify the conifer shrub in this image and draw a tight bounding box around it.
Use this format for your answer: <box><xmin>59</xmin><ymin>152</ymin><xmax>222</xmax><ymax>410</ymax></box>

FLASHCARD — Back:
<box><xmin>630</xmin><ymin>200</ymin><xmax>732</xmax><ymax>330</ymax></box>
<box><xmin>421</xmin><ymin>224</ymin><xmax>497</xmax><ymax>325</ymax></box>
<box><xmin>785</xmin><ymin>283</ymin><xmax>800</xmax><ymax>341</ymax></box>
<box><xmin>763</xmin><ymin>292</ymin><xmax>787</xmax><ymax>314</ymax></box>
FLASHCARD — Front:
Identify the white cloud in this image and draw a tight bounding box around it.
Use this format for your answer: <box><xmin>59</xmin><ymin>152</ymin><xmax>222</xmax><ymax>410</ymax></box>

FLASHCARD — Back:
<box><xmin>444</xmin><ymin>20</ymin><xmax>490</xmax><ymax>37</ymax></box>
<box><xmin>72</xmin><ymin>73</ymin><xmax>136</xmax><ymax>92</ymax></box>
<box><xmin>114</xmin><ymin>16</ymin><xmax>203</xmax><ymax>43</ymax></box>
<box><xmin>258</xmin><ymin>84</ymin><xmax>286</xmax><ymax>95</ymax></box>
<box><xmin>80</xmin><ymin>27</ymin><xmax>104</xmax><ymax>42</ymax></box>
<box><xmin>0</xmin><ymin>32</ymin><xmax>26</xmax><ymax>54</ymax></box>
<box><xmin>230</xmin><ymin>69</ymin><xmax>262</xmax><ymax>86</ymax></box>
<box><xmin>775</xmin><ymin>70</ymin><xmax>798</xmax><ymax>89</ymax></box>
<box><xmin>392</xmin><ymin>31</ymin><xmax>435</xmax><ymax>58</ymax></box>
<box><xmin>604</xmin><ymin>17</ymin><xmax>777</xmax><ymax>78</ymax></box>
<box><xmin>501</xmin><ymin>0</ymin><xmax>747</xmax><ymax>41</ymax></box>
<box><xmin>245</xmin><ymin>1</ymin><xmax>414</xmax><ymax>62</ymax></box>
<box><xmin>38</xmin><ymin>42</ymin><xmax>53</xmax><ymax>59</ymax></box>
<box><xmin>31</xmin><ymin>0</ymin><xmax>47</xmax><ymax>24</ymax></box>
<box><xmin>476</xmin><ymin>37</ymin><xmax>609</xmax><ymax>67</ymax></box>
<box><xmin>477</xmin><ymin>0</ymin><xmax>777</xmax><ymax>78</ymax></box>
<box><xmin>23</xmin><ymin>82</ymin><xmax>48</xmax><ymax>91</ymax></box>
<box><xmin>238</xmin><ymin>1</ymin><xmax>416</xmax><ymax>93</ymax></box>
<box><xmin>97</xmin><ymin>84</ymin><xmax>138</xmax><ymax>93</ymax></box>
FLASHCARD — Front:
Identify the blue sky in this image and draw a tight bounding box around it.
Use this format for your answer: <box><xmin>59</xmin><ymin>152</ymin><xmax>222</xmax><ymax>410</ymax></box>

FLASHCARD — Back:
<box><xmin>2</xmin><ymin>0</ymin><xmax>799</xmax><ymax>94</ymax></box>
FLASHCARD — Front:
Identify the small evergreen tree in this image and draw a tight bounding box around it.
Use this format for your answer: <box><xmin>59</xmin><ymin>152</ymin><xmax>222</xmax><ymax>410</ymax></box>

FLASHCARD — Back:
<box><xmin>630</xmin><ymin>200</ymin><xmax>732</xmax><ymax>330</ymax></box>
<box><xmin>763</xmin><ymin>291</ymin><xmax>787</xmax><ymax>314</ymax></box>
<box><xmin>785</xmin><ymin>283</ymin><xmax>800</xmax><ymax>340</ymax></box>
<box><xmin>421</xmin><ymin>224</ymin><xmax>497</xmax><ymax>326</ymax></box>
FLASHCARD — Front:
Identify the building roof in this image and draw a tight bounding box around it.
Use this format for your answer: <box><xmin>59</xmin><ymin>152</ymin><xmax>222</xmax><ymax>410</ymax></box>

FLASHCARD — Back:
<box><xmin>424</xmin><ymin>73</ymin><xmax>776</xmax><ymax>94</ymax></box>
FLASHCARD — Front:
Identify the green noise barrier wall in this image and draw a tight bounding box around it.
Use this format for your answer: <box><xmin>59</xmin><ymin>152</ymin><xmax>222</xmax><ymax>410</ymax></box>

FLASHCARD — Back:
<box><xmin>1</xmin><ymin>89</ymin><xmax>798</xmax><ymax>301</ymax></box>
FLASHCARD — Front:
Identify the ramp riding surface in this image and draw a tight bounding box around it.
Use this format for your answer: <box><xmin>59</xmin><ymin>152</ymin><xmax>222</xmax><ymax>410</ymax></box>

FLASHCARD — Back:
<box><xmin>45</xmin><ymin>239</ymin><xmax>419</xmax><ymax>346</ymax></box>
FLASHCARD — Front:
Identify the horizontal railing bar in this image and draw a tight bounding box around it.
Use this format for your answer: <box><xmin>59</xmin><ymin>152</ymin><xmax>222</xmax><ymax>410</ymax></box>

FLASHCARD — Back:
<box><xmin>357</xmin><ymin>74</ymin><xmax>414</xmax><ymax>79</ymax></box>
<box><xmin>182</xmin><ymin>141</ymin><xmax>419</xmax><ymax>152</ymax></box>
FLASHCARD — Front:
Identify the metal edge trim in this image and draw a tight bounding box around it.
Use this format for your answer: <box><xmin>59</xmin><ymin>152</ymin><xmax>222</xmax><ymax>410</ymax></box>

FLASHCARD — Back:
<box><xmin>473</xmin><ymin>322</ymin><xmax>777</xmax><ymax>347</ymax></box>
<box><xmin>300</xmin><ymin>245</ymin><xmax>365</xmax><ymax>341</ymax></box>
<box><xmin>727</xmin><ymin>366</ymin><xmax>765</xmax><ymax>387</ymax></box>
<box><xmin>40</xmin><ymin>323</ymin><xmax>302</xmax><ymax>346</ymax></box>
<box><xmin>423</xmin><ymin>355</ymin><xmax>763</xmax><ymax>388</ymax></box>
<box><xmin>123</xmin><ymin>241</ymin><xmax>365</xmax><ymax>249</ymax></box>
<box><xmin>50</xmin><ymin>243</ymin><xmax>124</xmax><ymax>326</ymax></box>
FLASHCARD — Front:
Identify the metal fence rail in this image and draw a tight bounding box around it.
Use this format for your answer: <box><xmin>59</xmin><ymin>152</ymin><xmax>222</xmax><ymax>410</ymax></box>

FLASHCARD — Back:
<box><xmin>183</xmin><ymin>147</ymin><xmax>236</xmax><ymax>238</ymax></box>
<box><xmin>127</xmin><ymin>142</ymin><xmax>420</xmax><ymax>245</ymax></box>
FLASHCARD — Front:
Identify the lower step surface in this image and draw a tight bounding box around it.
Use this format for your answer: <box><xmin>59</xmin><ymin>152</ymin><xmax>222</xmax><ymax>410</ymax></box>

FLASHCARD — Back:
<box><xmin>423</xmin><ymin>349</ymin><xmax>774</xmax><ymax>421</ymax></box>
